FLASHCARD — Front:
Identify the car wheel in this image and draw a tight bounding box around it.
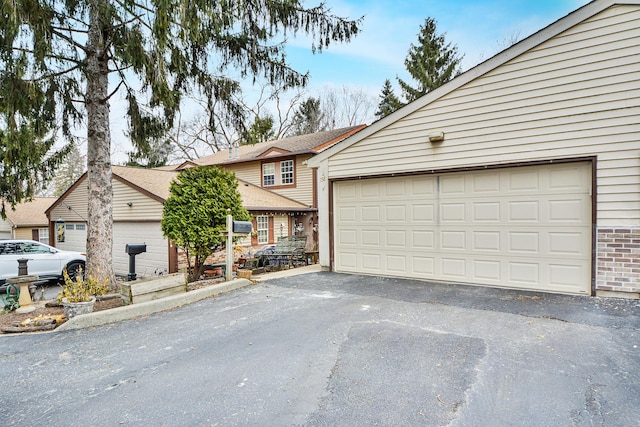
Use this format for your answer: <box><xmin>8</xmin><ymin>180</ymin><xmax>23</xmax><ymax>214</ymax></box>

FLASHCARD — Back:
<box><xmin>64</xmin><ymin>262</ymin><xmax>85</xmax><ymax>282</ymax></box>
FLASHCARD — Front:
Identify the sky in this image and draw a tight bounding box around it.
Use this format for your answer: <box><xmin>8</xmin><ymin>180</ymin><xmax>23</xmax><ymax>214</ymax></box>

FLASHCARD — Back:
<box><xmin>282</xmin><ymin>0</ymin><xmax>590</xmax><ymax>95</ymax></box>
<box><xmin>110</xmin><ymin>0</ymin><xmax>591</xmax><ymax>162</ymax></box>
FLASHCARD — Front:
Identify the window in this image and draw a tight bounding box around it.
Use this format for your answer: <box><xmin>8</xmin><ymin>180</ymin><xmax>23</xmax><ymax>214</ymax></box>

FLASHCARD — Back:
<box><xmin>262</xmin><ymin>163</ymin><xmax>275</xmax><ymax>186</ymax></box>
<box><xmin>66</xmin><ymin>224</ymin><xmax>75</xmax><ymax>230</ymax></box>
<box><xmin>281</xmin><ymin>160</ymin><xmax>294</xmax><ymax>184</ymax></box>
<box><xmin>38</xmin><ymin>228</ymin><xmax>49</xmax><ymax>243</ymax></box>
<box><xmin>75</xmin><ymin>224</ymin><xmax>86</xmax><ymax>231</ymax></box>
<box><xmin>262</xmin><ymin>159</ymin><xmax>295</xmax><ymax>187</ymax></box>
<box><xmin>257</xmin><ymin>216</ymin><xmax>269</xmax><ymax>244</ymax></box>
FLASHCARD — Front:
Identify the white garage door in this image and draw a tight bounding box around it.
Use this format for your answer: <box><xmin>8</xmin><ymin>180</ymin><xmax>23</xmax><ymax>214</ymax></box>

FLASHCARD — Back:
<box><xmin>333</xmin><ymin>162</ymin><xmax>592</xmax><ymax>295</ymax></box>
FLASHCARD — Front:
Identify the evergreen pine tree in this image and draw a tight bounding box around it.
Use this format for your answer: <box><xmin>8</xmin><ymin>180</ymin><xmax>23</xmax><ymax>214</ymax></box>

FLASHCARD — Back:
<box><xmin>288</xmin><ymin>97</ymin><xmax>326</xmax><ymax>136</ymax></box>
<box><xmin>397</xmin><ymin>17</ymin><xmax>463</xmax><ymax>103</ymax></box>
<box><xmin>1</xmin><ymin>0</ymin><xmax>361</xmax><ymax>287</ymax></box>
<box><xmin>374</xmin><ymin>79</ymin><xmax>404</xmax><ymax>119</ymax></box>
<box><xmin>241</xmin><ymin>116</ymin><xmax>276</xmax><ymax>145</ymax></box>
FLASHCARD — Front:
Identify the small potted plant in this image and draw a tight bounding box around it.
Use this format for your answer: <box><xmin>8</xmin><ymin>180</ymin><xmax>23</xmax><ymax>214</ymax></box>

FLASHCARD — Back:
<box><xmin>58</xmin><ymin>267</ymin><xmax>108</xmax><ymax>319</ymax></box>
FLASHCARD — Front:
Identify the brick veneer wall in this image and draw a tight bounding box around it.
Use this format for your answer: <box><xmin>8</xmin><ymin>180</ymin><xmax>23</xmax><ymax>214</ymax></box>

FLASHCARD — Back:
<box><xmin>597</xmin><ymin>227</ymin><xmax>640</xmax><ymax>293</ymax></box>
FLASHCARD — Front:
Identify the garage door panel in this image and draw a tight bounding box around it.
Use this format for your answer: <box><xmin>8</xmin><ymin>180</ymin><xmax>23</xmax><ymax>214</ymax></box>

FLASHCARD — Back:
<box><xmin>473</xmin><ymin>231</ymin><xmax>501</xmax><ymax>252</ymax></box>
<box><xmin>361</xmin><ymin>253</ymin><xmax>381</xmax><ymax>271</ymax></box>
<box><xmin>509</xmin><ymin>262</ymin><xmax>540</xmax><ymax>284</ymax></box>
<box><xmin>412</xmin><ymin>230</ymin><xmax>435</xmax><ymax>249</ymax></box>
<box><xmin>412</xmin><ymin>204</ymin><xmax>435</xmax><ymax>222</ymax></box>
<box><xmin>508</xmin><ymin>169</ymin><xmax>540</xmax><ymax>192</ymax></box>
<box><xmin>473</xmin><ymin>260</ymin><xmax>502</xmax><ymax>281</ymax></box>
<box><xmin>361</xmin><ymin>229</ymin><xmax>381</xmax><ymax>246</ymax></box>
<box><xmin>336</xmin><ymin>182</ymin><xmax>357</xmax><ymax>199</ymax></box>
<box><xmin>386</xmin><ymin>205</ymin><xmax>407</xmax><ymax>221</ymax></box>
<box><xmin>361</xmin><ymin>181</ymin><xmax>381</xmax><ymax>198</ymax></box>
<box><xmin>411</xmin><ymin>177</ymin><xmax>436</xmax><ymax>195</ymax></box>
<box><xmin>509</xmin><ymin>201</ymin><xmax>540</xmax><ymax>222</ymax></box>
<box><xmin>338</xmin><ymin>206</ymin><xmax>357</xmax><ymax>222</ymax></box>
<box><xmin>441</xmin><ymin>231</ymin><xmax>466</xmax><ymax>250</ymax></box>
<box><xmin>361</xmin><ymin>206</ymin><xmax>380</xmax><ymax>222</ymax></box>
<box><xmin>509</xmin><ymin>232</ymin><xmax>540</xmax><ymax>253</ymax></box>
<box><xmin>548</xmin><ymin>232</ymin><xmax>587</xmax><ymax>256</ymax></box>
<box><xmin>440</xmin><ymin>175</ymin><xmax>466</xmax><ymax>195</ymax></box>
<box><xmin>441</xmin><ymin>258</ymin><xmax>466</xmax><ymax>278</ymax></box>
<box><xmin>386</xmin><ymin>230</ymin><xmax>406</xmax><ymax>247</ymax></box>
<box><xmin>412</xmin><ymin>256</ymin><xmax>435</xmax><ymax>274</ymax></box>
<box><xmin>338</xmin><ymin>229</ymin><xmax>357</xmax><ymax>246</ymax></box>
<box><xmin>385</xmin><ymin>180</ymin><xmax>406</xmax><ymax>197</ymax></box>
<box><xmin>441</xmin><ymin>203</ymin><xmax>466</xmax><ymax>222</ymax></box>
<box><xmin>472</xmin><ymin>173</ymin><xmax>501</xmax><ymax>193</ymax></box>
<box><xmin>386</xmin><ymin>255</ymin><xmax>406</xmax><ymax>272</ymax></box>
<box><xmin>333</xmin><ymin>162</ymin><xmax>591</xmax><ymax>295</ymax></box>
<box><xmin>548</xmin><ymin>199</ymin><xmax>588</xmax><ymax>222</ymax></box>
<box><xmin>549</xmin><ymin>263</ymin><xmax>586</xmax><ymax>287</ymax></box>
<box><xmin>548</xmin><ymin>165</ymin><xmax>589</xmax><ymax>191</ymax></box>
<box><xmin>473</xmin><ymin>202</ymin><xmax>501</xmax><ymax>222</ymax></box>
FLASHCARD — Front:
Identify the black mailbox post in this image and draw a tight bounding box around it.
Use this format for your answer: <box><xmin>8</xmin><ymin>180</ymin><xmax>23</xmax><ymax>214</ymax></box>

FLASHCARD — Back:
<box><xmin>125</xmin><ymin>243</ymin><xmax>147</xmax><ymax>281</ymax></box>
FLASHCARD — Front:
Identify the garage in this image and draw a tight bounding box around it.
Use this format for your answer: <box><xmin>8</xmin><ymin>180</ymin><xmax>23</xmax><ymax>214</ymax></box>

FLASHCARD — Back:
<box><xmin>112</xmin><ymin>222</ymin><xmax>170</xmax><ymax>277</ymax></box>
<box><xmin>333</xmin><ymin>162</ymin><xmax>592</xmax><ymax>295</ymax></box>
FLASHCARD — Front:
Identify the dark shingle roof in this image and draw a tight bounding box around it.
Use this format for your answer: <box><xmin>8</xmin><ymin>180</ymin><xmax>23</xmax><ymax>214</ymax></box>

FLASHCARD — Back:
<box><xmin>188</xmin><ymin>125</ymin><xmax>365</xmax><ymax>167</ymax></box>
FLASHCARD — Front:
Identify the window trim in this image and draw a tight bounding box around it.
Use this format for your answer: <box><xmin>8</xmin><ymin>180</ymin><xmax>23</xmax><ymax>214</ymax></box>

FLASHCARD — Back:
<box><xmin>262</xmin><ymin>162</ymin><xmax>276</xmax><ymax>187</ymax></box>
<box><xmin>256</xmin><ymin>215</ymin><xmax>269</xmax><ymax>244</ymax></box>
<box><xmin>280</xmin><ymin>159</ymin><xmax>294</xmax><ymax>185</ymax></box>
<box><xmin>260</xmin><ymin>157</ymin><xmax>296</xmax><ymax>189</ymax></box>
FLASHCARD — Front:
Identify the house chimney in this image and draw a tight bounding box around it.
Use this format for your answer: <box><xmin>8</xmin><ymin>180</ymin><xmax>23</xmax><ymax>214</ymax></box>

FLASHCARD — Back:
<box><xmin>235</xmin><ymin>142</ymin><xmax>239</xmax><ymax>159</ymax></box>
<box><xmin>228</xmin><ymin>145</ymin><xmax>232</xmax><ymax>160</ymax></box>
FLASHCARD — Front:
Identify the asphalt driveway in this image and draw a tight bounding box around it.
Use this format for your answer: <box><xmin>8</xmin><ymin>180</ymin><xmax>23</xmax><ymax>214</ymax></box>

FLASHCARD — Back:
<box><xmin>1</xmin><ymin>272</ymin><xmax>638</xmax><ymax>426</ymax></box>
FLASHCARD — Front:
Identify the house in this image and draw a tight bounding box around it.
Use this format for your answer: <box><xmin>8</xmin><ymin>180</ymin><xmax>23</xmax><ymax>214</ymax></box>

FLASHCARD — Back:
<box><xmin>0</xmin><ymin>198</ymin><xmax>56</xmax><ymax>242</ymax></box>
<box><xmin>177</xmin><ymin>125</ymin><xmax>366</xmax><ymax>250</ymax></box>
<box><xmin>308</xmin><ymin>0</ymin><xmax>640</xmax><ymax>297</ymax></box>
<box><xmin>46</xmin><ymin>166</ymin><xmax>313</xmax><ymax>278</ymax></box>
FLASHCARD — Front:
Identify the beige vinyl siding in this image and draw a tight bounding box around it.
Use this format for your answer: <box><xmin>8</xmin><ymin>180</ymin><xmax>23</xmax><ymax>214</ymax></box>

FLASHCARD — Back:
<box><xmin>112</xmin><ymin>180</ymin><xmax>164</xmax><ymax>221</ymax></box>
<box><xmin>0</xmin><ymin>220</ymin><xmax>12</xmax><ymax>237</ymax></box>
<box><xmin>275</xmin><ymin>156</ymin><xmax>314</xmax><ymax>206</ymax></box>
<box><xmin>228</xmin><ymin>155</ymin><xmax>314</xmax><ymax>206</ymax></box>
<box><xmin>14</xmin><ymin>228</ymin><xmax>33</xmax><ymax>240</ymax></box>
<box><xmin>227</xmin><ymin>162</ymin><xmax>260</xmax><ymax>184</ymax></box>
<box><xmin>50</xmin><ymin>179</ymin><xmax>89</xmax><ymax>222</ymax></box>
<box><xmin>112</xmin><ymin>222</ymin><xmax>168</xmax><ymax>277</ymax></box>
<box><xmin>327</xmin><ymin>6</ymin><xmax>640</xmax><ymax>226</ymax></box>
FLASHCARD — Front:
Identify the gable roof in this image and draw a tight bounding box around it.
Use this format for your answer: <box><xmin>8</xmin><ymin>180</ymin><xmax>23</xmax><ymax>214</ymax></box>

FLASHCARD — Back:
<box><xmin>309</xmin><ymin>0</ymin><xmax>633</xmax><ymax>167</ymax></box>
<box><xmin>178</xmin><ymin>125</ymin><xmax>365</xmax><ymax>169</ymax></box>
<box><xmin>112</xmin><ymin>165</ymin><xmax>178</xmax><ymax>202</ymax></box>
<box><xmin>237</xmin><ymin>180</ymin><xmax>312</xmax><ymax>211</ymax></box>
<box><xmin>4</xmin><ymin>197</ymin><xmax>56</xmax><ymax>227</ymax></box>
<box><xmin>47</xmin><ymin>165</ymin><xmax>313</xmax><ymax>215</ymax></box>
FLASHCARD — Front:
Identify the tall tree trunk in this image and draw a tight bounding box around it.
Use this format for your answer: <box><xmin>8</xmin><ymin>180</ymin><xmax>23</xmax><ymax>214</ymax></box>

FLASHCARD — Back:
<box><xmin>86</xmin><ymin>1</ymin><xmax>116</xmax><ymax>289</ymax></box>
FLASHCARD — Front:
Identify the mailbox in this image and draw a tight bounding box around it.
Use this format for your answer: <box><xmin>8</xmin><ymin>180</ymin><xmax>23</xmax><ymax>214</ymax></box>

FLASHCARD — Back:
<box><xmin>125</xmin><ymin>243</ymin><xmax>147</xmax><ymax>255</ymax></box>
<box><xmin>125</xmin><ymin>243</ymin><xmax>147</xmax><ymax>281</ymax></box>
<box><xmin>232</xmin><ymin>221</ymin><xmax>253</xmax><ymax>234</ymax></box>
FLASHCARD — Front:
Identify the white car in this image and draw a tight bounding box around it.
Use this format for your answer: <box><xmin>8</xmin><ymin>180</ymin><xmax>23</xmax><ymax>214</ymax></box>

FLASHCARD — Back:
<box><xmin>0</xmin><ymin>240</ymin><xmax>86</xmax><ymax>286</ymax></box>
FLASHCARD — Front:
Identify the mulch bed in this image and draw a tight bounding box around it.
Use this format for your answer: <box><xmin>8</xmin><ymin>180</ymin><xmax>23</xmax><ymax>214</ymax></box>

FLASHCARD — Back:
<box><xmin>0</xmin><ymin>296</ymin><xmax>124</xmax><ymax>334</ymax></box>
<box><xmin>1</xmin><ymin>277</ymin><xmax>231</xmax><ymax>334</ymax></box>
<box><xmin>0</xmin><ymin>277</ymin><xmax>241</xmax><ymax>334</ymax></box>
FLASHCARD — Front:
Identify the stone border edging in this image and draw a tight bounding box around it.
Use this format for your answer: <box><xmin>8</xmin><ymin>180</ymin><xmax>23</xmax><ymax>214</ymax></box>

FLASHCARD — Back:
<box><xmin>56</xmin><ymin>278</ymin><xmax>253</xmax><ymax>332</ymax></box>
